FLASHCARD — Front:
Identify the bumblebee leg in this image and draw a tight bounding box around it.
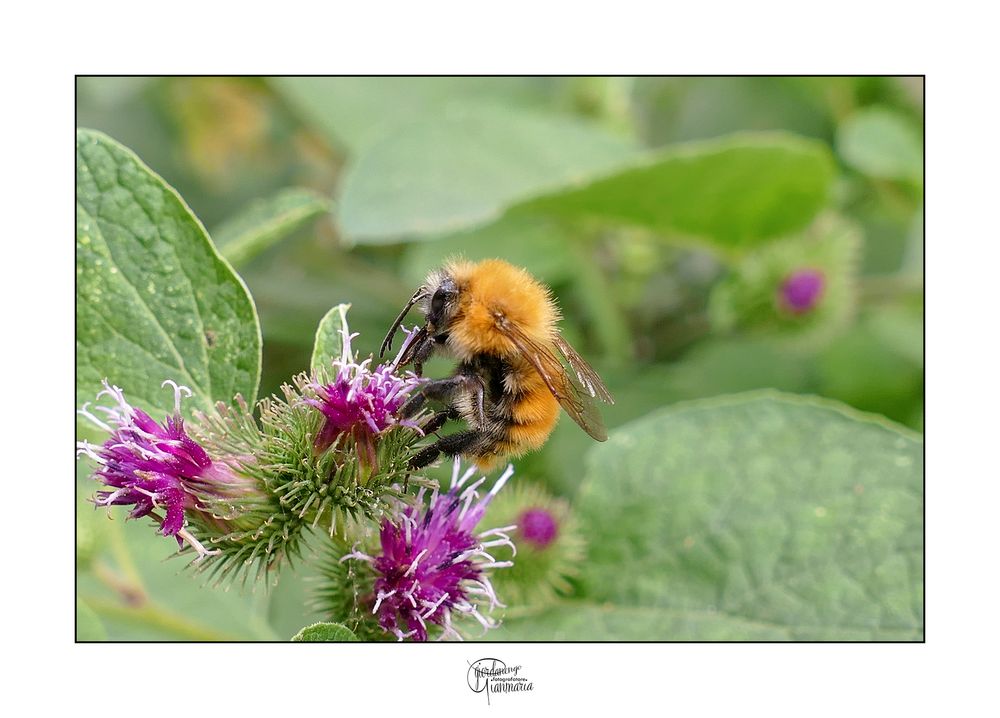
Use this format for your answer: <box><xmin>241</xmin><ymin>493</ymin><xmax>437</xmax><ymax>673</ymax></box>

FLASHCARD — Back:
<box><xmin>410</xmin><ymin>337</ymin><xmax>437</xmax><ymax>377</ymax></box>
<box><xmin>399</xmin><ymin>374</ymin><xmax>485</xmax><ymax>419</ymax></box>
<box><xmin>399</xmin><ymin>391</ymin><xmax>427</xmax><ymax>419</ymax></box>
<box><xmin>408</xmin><ymin>429</ymin><xmax>487</xmax><ymax>470</ymax></box>
<box><xmin>423</xmin><ymin>408</ymin><xmax>459</xmax><ymax>435</ymax></box>
<box><xmin>408</xmin><ymin>444</ymin><xmax>442</xmax><ymax>470</ymax></box>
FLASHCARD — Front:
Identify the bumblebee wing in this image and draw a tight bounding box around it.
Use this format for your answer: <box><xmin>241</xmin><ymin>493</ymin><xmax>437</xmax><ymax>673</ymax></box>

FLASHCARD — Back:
<box><xmin>552</xmin><ymin>334</ymin><xmax>615</xmax><ymax>405</ymax></box>
<box><xmin>495</xmin><ymin>317</ymin><xmax>609</xmax><ymax>441</ymax></box>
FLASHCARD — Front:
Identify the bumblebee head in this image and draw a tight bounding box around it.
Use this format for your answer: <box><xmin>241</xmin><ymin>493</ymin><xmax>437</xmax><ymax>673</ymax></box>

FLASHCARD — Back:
<box><xmin>422</xmin><ymin>270</ymin><xmax>461</xmax><ymax>334</ymax></box>
<box><xmin>378</xmin><ymin>266</ymin><xmax>463</xmax><ymax>363</ymax></box>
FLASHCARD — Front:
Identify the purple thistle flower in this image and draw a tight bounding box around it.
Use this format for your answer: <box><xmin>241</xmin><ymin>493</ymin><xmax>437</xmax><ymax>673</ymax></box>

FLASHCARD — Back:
<box><xmin>518</xmin><ymin>507</ymin><xmax>559</xmax><ymax>549</ymax></box>
<box><xmin>342</xmin><ymin>459</ymin><xmax>517</xmax><ymax>641</ymax></box>
<box><xmin>77</xmin><ymin>379</ymin><xmax>253</xmax><ymax>560</ymax></box>
<box><xmin>305</xmin><ymin>308</ymin><xmax>425</xmax><ymax>460</ymax></box>
<box><xmin>779</xmin><ymin>268</ymin><xmax>825</xmax><ymax>314</ymax></box>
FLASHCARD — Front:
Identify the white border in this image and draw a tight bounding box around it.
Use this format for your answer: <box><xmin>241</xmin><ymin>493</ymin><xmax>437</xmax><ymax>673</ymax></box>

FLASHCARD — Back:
<box><xmin>12</xmin><ymin>0</ymin><xmax>998</xmax><ymax>711</ymax></box>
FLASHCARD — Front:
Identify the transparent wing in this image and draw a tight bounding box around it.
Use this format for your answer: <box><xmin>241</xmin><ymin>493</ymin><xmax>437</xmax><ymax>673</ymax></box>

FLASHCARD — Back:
<box><xmin>552</xmin><ymin>334</ymin><xmax>615</xmax><ymax>404</ymax></box>
<box><xmin>495</xmin><ymin>318</ymin><xmax>611</xmax><ymax>441</ymax></box>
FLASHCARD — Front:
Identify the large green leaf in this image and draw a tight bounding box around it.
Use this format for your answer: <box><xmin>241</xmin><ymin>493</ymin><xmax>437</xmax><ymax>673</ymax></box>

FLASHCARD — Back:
<box><xmin>337</xmin><ymin>104</ymin><xmax>639</xmax><ymax>242</ymax></box>
<box><xmin>513</xmin><ymin>132</ymin><xmax>836</xmax><ymax>253</ymax></box>
<box><xmin>76</xmin><ymin>128</ymin><xmax>261</xmax><ymax>420</ymax></box>
<box><xmin>500</xmin><ymin>392</ymin><xmax>923</xmax><ymax>640</ymax></box>
<box><xmin>837</xmin><ymin>107</ymin><xmax>923</xmax><ymax>182</ymax></box>
<box><xmin>213</xmin><ymin>187</ymin><xmax>330</xmax><ymax>267</ymax></box>
<box><xmin>272</xmin><ymin>77</ymin><xmax>556</xmax><ymax>153</ymax></box>
<box><xmin>490</xmin><ymin>603</ymin><xmax>789</xmax><ymax>640</ymax></box>
<box><xmin>291</xmin><ymin>622</ymin><xmax>360</xmax><ymax>642</ymax></box>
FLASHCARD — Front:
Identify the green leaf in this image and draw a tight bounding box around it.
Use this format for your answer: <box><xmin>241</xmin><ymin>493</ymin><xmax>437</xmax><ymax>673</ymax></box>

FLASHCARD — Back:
<box><xmin>837</xmin><ymin>107</ymin><xmax>923</xmax><ymax>182</ymax></box>
<box><xmin>866</xmin><ymin>304</ymin><xmax>924</xmax><ymax>368</ymax></box>
<box><xmin>337</xmin><ymin>104</ymin><xmax>640</xmax><ymax>242</ymax></box>
<box><xmin>816</xmin><ymin>315</ymin><xmax>923</xmax><ymax>427</ymax></box>
<box><xmin>213</xmin><ymin>187</ymin><xmax>330</xmax><ymax>267</ymax></box>
<box><xmin>272</xmin><ymin>77</ymin><xmax>557</xmax><ymax>153</ymax></box>
<box><xmin>513</xmin><ymin>131</ymin><xmax>836</xmax><ymax>253</ymax></box>
<box><xmin>76</xmin><ymin>128</ymin><xmax>261</xmax><ymax>420</ymax></box>
<box><xmin>566</xmin><ymin>392</ymin><xmax>923</xmax><ymax>640</ymax></box>
<box><xmin>540</xmin><ymin>340</ymin><xmax>814</xmax><ymax>498</ymax></box>
<box><xmin>311</xmin><ymin>304</ymin><xmax>349</xmax><ymax>376</ymax></box>
<box><xmin>490</xmin><ymin>602</ymin><xmax>791</xmax><ymax>640</ymax></box>
<box><xmin>291</xmin><ymin>622</ymin><xmax>360</xmax><ymax>642</ymax></box>
<box><xmin>633</xmin><ymin>76</ymin><xmax>834</xmax><ymax>146</ymax></box>
<box><xmin>76</xmin><ymin>598</ymin><xmax>108</xmax><ymax>641</ymax></box>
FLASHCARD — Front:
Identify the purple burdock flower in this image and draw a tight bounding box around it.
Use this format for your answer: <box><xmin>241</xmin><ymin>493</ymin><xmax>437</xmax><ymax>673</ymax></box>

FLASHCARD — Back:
<box><xmin>305</xmin><ymin>308</ymin><xmax>424</xmax><ymax>462</ymax></box>
<box><xmin>518</xmin><ymin>507</ymin><xmax>559</xmax><ymax>549</ymax></box>
<box><xmin>342</xmin><ymin>459</ymin><xmax>517</xmax><ymax>641</ymax></box>
<box><xmin>77</xmin><ymin>379</ymin><xmax>253</xmax><ymax>560</ymax></box>
<box><xmin>779</xmin><ymin>268</ymin><xmax>825</xmax><ymax>314</ymax></box>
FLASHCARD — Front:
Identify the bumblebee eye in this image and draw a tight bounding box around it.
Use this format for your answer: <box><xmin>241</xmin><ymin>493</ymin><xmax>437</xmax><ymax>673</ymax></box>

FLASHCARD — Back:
<box><xmin>430</xmin><ymin>290</ymin><xmax>446</xmax><ymax>315</ymax></box>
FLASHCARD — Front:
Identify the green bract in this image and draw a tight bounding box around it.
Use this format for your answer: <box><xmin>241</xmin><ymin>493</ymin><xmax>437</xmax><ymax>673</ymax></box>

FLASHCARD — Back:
<box><xmin>311</xmin><ymin>303</ymin><xmax>349</xmax><ymax>377</ymax></box>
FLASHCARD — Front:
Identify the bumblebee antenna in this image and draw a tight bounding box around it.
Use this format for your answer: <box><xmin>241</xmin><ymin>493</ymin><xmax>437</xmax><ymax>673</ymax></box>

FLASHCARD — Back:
<box><xmin>379</xmin><ymin>287</ymin><xmax>428</xmax><ymax>358</ymax></box>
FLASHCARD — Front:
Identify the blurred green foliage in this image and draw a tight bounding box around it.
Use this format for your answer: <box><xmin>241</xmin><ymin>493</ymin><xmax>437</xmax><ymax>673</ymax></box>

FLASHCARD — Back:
<box><xmin>76</xmin><ymin>76</ymin><xmax>923</xmax><ymax>640</ymax></box>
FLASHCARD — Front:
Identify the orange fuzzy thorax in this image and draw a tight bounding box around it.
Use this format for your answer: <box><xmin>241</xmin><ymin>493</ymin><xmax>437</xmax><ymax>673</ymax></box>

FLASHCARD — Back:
<box><xmin>444</xmin><ymin>259</ymin><xmax>560</xmax><ymax>359</ymax></box>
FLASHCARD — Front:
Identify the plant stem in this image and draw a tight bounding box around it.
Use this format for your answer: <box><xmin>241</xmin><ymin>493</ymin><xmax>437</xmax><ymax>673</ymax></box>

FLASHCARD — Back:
<box><xmin>85</xmin><ymin>596</ymin><xmax>244</xmax><ymax>641</ymax></box>
<box><xmin>569</xmin><ymin>242</ymin><xmax>631</xmax><ymax>364</ymax></box>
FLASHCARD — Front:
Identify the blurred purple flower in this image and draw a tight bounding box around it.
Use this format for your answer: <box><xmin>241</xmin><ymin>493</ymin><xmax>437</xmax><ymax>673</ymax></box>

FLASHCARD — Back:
<box><xmin>77</xmin><ymin>380</ymin><xmax>252</xmax><ymax>559</ymax></box>
<box><xmin>518</xmin><ymin>507</ymin><xmax>559</xmax><ymax>549</ymax></box>
<box><xmin>342</xmin><ymin>459</ymin><xmax>516</xmax><ymax>641</ymax></box>
<box><xmin>779</xmin><ymin>268</ymin><xmax>825</xmax><ymax>314</ymax></box>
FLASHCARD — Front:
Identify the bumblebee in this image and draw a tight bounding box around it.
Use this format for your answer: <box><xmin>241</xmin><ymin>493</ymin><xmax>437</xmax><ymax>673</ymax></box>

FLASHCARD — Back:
<box><xmin>380</xmin><ymin>258</ymin><xmax>614</xmax><ymax>471</ymax></box>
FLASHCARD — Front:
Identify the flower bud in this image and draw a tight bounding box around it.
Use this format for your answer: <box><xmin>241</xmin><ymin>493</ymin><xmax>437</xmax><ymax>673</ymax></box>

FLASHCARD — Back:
<box><xmin>779</xmin><ymin>268</ymin><xmax>825</xmax><ymax>314</ymax></box>
<box><xmin>483</xmin><ymin>480</ymin><xmax>585</xmax><ymax>608</ymax></box>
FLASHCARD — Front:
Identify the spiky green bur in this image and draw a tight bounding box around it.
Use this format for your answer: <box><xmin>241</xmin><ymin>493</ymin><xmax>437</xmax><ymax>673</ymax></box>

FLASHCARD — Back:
<box><xmin>312</xmin><ymin>537</ymin><xmax>393</xmax><ymax>641</ymax></box>
<box><xmin>482</xmin><ymin>481</ymin><xmax>585</xmax><ymax>609</ymax></box>
<box><xmin>708</xmin><ymin>214</ymin><xmax>861</xmax><ymax>347</ymax></box>
<box><xmin>189</xmin><ymin>377</ymin><xmax>426</xmax><ymax>586</ymax></box>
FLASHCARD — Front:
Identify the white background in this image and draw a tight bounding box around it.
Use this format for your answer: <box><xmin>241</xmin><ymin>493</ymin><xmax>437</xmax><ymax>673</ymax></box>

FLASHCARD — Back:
<box><xmin>4</xmin><ymin>1</ymin><xmax>995</xmax><ymax>713</ymax></box>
